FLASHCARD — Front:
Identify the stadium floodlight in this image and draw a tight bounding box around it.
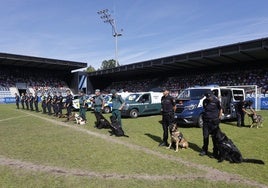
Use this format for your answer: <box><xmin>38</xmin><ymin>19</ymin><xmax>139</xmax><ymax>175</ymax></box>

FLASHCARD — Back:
<box><xmin>97</xmin><ymin>9</ymin><xmax>123</xmax><ymax>66</ymax></box>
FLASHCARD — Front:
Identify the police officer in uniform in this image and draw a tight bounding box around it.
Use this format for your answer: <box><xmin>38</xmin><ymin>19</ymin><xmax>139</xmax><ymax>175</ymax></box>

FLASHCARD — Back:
<box><xmin>52</xmin><ymin>92</ymin><xmax>58</xmax><ymax>116</ymax></box>
<box><xmin>29</xmin><ymin>92</ymin><xmax>34</xmax><ymax>111</ymax></box>
<box><xmin>79</xmin><ymin>90</ymin><xmax>87</xmax><ymax>122</ymax></box>
<box><xmin>236</xmin><ymin>100</ymin><xmax>253</xmax><ymax>127</ymax></box>
<box><xmin>65</xmin><ymin>89</ymin><xmax>73</xmax><ymax>121</ymax></box>
<box><xmin>199</xmin><ymin>90</ymin><xmax>222</xmax><ymax>158</ymax></box>
<box><xmin>41</xmin><ymin>93</ymin><xmax>47</xmax><ymax>114</ymax></box>
<box><xmin>20</xmin><ymin>93</ymin><xmax>25</xmax><ymax>109</ymax></box>
<box><xmin>25</xmin><ymin>93</ymin><xmax>29</xmax><ymax>110</ymax></box>
<box><xmin>57</xmin><ymin>92</ymin><xmax>63</xmax><ymax>117</ymax></box>
<box><xmin>159</xmin><ymin>88</ymin><xmax>176</xmax><ymax>147</ymax></box>
<box><xmin>34</xmin><ymin>92</ymin><xmax>39</xmax><ymax>112</ymax></box>
<box><xmin>15</xmin><ymin>93</ymin><xmax>20</xmax><ymax>109</ymax></box>
<box><xmin>93</xmin><ymin>89</ymin><xmax>105</xmax><ymax>127</ymax></box>
<box><xmin>46</xmin><ymin>92</ymin><xmax>52</xmax><ymax>115</ymax></box>
<box><xmin>111</xmin><ymin>89</ymin><xmax>125</xmax><ymax>127</ymax></box>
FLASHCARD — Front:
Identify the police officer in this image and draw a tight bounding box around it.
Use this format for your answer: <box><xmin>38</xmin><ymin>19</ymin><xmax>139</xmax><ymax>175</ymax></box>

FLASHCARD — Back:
<box><xmin>29</xmin><ymin>92</ymin><xmax>34</xmax><ymax>111</ymax></box>
<box><xmin>159</xmin><ymin>88</ymin><xmax>176</xmax><ymax>147</ymax></box>
<box><xmin>34</xmin><ymin>92</ymin><xmax>39</xmax><ymax>112</ymax></box>
<box><xmin>15</xmin><ymin>93</ymin><xmax>20</xmax><ymax>109</ymax></box>
<box><xmin>57</xmin><ymin>92</ymin><xmax>63</xmax><ymax>117</ymax></box>
<box><xmin>236</xmin><ymin>100</ymin><xmax>254</xmax><ymax>127</ymax></box>
<box><xmin>93</xmin><ymin>89</ymin><xmax>105</xmax><ymax>127</ymax></box>
<box><xmin>111</xmin><ymin>89</ymin><xmax>125</xmax><ymax>127</ymax></box>
<box><xmin>41</xmin><ymin>93</ymin><xmax>47</xmax><ymax>114</ymax></box>
<box><xmin>20</xmin><ymin>93</ymin><xmax>25</xmax><ymax>109</ymax></box>
<box><xmin>199</xmin><ymin>90</ymin><xmax>222</xmax><ymax>158</ymax></box>
<box><xmin>25</xmin><ymin>93</ymin><xmax>29</xmax><ymax>110</ymax></box>
<box><xmin>65</xmin><ymin>89</ymin><xmax>73</xmax><ymax>121</ymax></box>
<box><xmin>46</xmin><ymin>92</ymin><xmax>52</xmax><ymax>115</ymax></box>
<box><xmin>79</xmin><ymin>90</ymin><xmax>87</xmax><ymax>122</ymax></box>
<box><xmin>52</xmin><ymin>92</ymin><xmax>58</xmax><ymax>116</ymax></box>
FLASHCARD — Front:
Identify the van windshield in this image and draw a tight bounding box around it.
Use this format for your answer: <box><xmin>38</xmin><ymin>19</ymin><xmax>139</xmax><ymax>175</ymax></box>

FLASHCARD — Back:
<box><xmin>125</xmin><ymin>94</ymin><xmax>141</xmax><ymax>102</ymax></box>
<box><xmin>178</xmin><ymin>89</ymin><xmax>210</xmax><ymax>100</ymax></box>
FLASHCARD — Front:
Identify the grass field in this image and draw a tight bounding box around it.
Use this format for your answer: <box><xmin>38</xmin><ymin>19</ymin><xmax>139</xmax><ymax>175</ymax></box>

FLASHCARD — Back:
<box><xmin>0</xmin><ymin>104</ymin><xmax>267</xmax><ymax>188</ymax></box>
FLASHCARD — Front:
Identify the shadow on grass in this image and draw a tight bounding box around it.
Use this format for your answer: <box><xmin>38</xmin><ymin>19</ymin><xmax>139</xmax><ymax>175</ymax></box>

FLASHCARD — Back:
<box><xmin>144</xmin><ymin>133</ymin><xmax>162</xmax><ymax>144</ymax></box>
<box><xmin>188</xmin><ymin>142</ymin><xmax>202</xmax><ymax>153</ymax></box>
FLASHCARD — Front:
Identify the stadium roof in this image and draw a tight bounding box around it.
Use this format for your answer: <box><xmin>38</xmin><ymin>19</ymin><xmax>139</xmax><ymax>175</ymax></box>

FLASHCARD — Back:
<box><xmin>0</xmin><ymin>52</ymin><xmax>87</xmax><ymax>71</ymax></box>
<box><xmin>88</xmin><ymin>37</ymin><xmax>268</xmax><ymax>78</ymax></box>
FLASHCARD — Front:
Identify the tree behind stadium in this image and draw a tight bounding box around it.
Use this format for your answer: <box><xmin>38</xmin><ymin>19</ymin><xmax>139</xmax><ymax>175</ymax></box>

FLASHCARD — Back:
<box><xmin>99</xmin><ymin>59</ymin><xmax>119</xmax><ymax>70</ymax></box>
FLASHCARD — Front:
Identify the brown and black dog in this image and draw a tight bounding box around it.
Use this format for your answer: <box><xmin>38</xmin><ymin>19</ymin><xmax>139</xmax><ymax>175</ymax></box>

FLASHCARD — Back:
<box><xmin>167</xmin><ymin>123</ymin><xmax>188</xmax><ymax>152</ymax></box>
<box><xmin>248</xmin><ymin>113</ymin><xmax>264</xmax><ymax>128</ymax></box>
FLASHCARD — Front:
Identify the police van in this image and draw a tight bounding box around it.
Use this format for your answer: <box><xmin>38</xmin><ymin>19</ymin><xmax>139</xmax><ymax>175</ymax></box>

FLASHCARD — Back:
<box><xmin>174</xmin><ymin>85</ymin><xmax>245</xmax><ymax>127</ymax></box>
<box><xmin>121</xmin><ymin>92</ymin><xmax>163</xmax><ymax>118</ymax></box>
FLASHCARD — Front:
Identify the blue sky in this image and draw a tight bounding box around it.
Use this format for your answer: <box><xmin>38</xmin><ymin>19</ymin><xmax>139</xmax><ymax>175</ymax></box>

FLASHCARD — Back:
<box><xmin>1</xmin><ymin>0</ymin><xmax>268</xmax><ymax>70</ymax></box>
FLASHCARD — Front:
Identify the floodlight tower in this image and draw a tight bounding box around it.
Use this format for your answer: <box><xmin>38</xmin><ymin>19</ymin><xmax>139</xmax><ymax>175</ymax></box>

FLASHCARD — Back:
<box><xmin>97</xmin><ymin>9</ymin><xmax>122</xmax><ymax>66</ymax></box>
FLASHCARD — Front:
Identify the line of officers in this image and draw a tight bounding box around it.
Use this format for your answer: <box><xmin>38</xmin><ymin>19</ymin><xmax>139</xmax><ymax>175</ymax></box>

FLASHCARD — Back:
<box><xmin>15</xmin><ymin>90</ymin><xmax>73</xmax><ymax>119</ymax></box>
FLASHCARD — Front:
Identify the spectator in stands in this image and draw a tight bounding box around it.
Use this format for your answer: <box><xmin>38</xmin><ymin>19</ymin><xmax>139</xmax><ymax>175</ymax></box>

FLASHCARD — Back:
<box><xmin>15</xmin><ymin>93</ymin><xmax>20</xmax><ymax>109</ymax></box>
<box><xmin>93</xmin><ymin>89</ymin><xmax>105</xmax><ymax>127</ymax></box>
<box><xmin>65</xmin><ymin>89</ymin><xmax>73</xmax><ymax>121</ymax></box>
<box><xmin>20</xmin><ymin>93</ymin><xmax>25</xmax><ymax>109</ymax></box>
<box><xmin>111</xmin><ymin>89</ymin><xmax>125</xmax><ymax>127</ymax></box>
<box><xmin>79</xmin><ymin>90</ymin><xmax>87</xmax><ymax>122</ymax></box>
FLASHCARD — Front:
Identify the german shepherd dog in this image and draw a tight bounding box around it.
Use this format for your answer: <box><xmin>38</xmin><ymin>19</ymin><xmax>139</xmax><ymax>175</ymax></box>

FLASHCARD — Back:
<box><xmin>248</xmin><ymin>113</ymin><xmax>264</xmax><ymax>128</ymax></box>
<box><xmin>215</xmin><ymin>129</ymin><xmax>264</xmax><ymax>164</ymax></box>
<box><xmin>167</xmin><ymin>123</ymin><xmax>188</xmax><ymax>152</ymax></box>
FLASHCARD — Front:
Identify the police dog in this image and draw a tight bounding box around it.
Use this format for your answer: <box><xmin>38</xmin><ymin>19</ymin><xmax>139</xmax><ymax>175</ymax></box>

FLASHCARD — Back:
<box><xmin>248</xmin><ymin>113</ymin><xmax>263</xmax><ymax>128</ymax></box>
<box><xmin>75</xmin><ymin>113</ymin><xmax>86</xmax><ymax>125</ymax></box>
<box><xmin>167</xmin><ymin>123</ymin><xmax>188</xmax><ymax>152</ymax></box>
<box><xmin>215</xmin><ymin>129</ymin><xmax>264</xmax><ymax>164</ymax></box>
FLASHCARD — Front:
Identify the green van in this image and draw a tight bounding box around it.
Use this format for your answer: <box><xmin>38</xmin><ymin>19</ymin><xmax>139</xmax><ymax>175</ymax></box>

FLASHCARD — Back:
<box><xmin>121</xmin><ymin>92</ymin><xmax>163</xmax><ymax>118</ymax></box>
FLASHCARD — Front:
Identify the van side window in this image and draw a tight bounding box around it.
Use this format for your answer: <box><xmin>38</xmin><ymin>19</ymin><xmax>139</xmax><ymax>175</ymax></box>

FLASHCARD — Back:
<box><xmin>139</xmin><ymin>94</ymin><xmax>150</xmax><ymax>103</ymax></box>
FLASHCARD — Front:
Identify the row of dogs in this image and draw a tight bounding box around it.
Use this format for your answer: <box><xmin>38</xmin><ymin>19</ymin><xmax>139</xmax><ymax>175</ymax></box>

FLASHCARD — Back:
<box><xmin>74</xmin><ymin>113</ymin><xmax>129</xmax><ymax>137</ymax></box>
<box><xmin>167</xmin><ymin>114</ymin><xmax>264</xmax><ymax>164</ymax></box>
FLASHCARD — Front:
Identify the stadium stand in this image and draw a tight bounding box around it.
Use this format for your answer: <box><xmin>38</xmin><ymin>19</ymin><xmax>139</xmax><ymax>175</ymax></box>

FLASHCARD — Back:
<box><xmin>0</xmin><ymin>53</ymin><xmax>87</xmax><ymax>103</ymax></box>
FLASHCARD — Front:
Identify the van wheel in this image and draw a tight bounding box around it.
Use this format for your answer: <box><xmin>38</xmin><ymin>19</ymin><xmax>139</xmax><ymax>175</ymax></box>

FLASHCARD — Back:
<box><xmin>130</xmin><ymin>109</ymin><xmax>139</xmax><ymax>118</ymax></box>
<box><xmin>103</xmin><ymin>106</ymin><xmax>111</xmax><ymax>114</ymax></box>
<box><xmin>197</xmin><ymin>114</ymin><xmax>203</xmax><ymax>128</ymax></box>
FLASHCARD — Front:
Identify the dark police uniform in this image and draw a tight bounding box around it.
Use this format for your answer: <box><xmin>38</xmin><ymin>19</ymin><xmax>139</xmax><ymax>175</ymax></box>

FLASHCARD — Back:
<box><xmin>236</xmin><ymin>100</ymin><xmax>252</xmax><ymax>127</ymax></box>
<box><xmin>57</xmin><ymin>93</ymin><xmax>63</xmax><ymax>117</ymax></box>
<box><xmin>52</xmin><ymin>93</ymin><xmax>58</xmax><ymax>115</ymax></box>
<box><xmin>41</xmin><ymin>94</ymin><xmax>47</xmax><ymax>113</ymax></box>
<box><xmin>20</xmin><ymin>93</ymin><xmax>25</xmax><ymax>109</ymax></box>
<box><xmin>200</xmin><ymin>91</ymin><xmax>222</xmax><ymax>157</ymax></box>
<box><xmin>160</xmin><ymin>92</ymin><xmax>176</xmax><ymax>146</ymax></box>
<box><xmin>25</xmin><ymin>94</ymin><xmax>29</xmax><ymax>110</ymax></box>
<box><xmin>15</xmin><ymin>93</ymin><xmax>20</xmax><ymax>109</ymax></box>
<box><xmin>46</xmin><ymin>93</ymin><xmax>52</xmax><ymax>115</ymax></box>
<box><xmin>29</xmin><ymin>93</ymin><xmax>34</xmax><ymax>111</ymax></box>
<box><xmin>34</xmin><ymin>93</ymin><xmax>39</xmax><ymax>112</ymax></box>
